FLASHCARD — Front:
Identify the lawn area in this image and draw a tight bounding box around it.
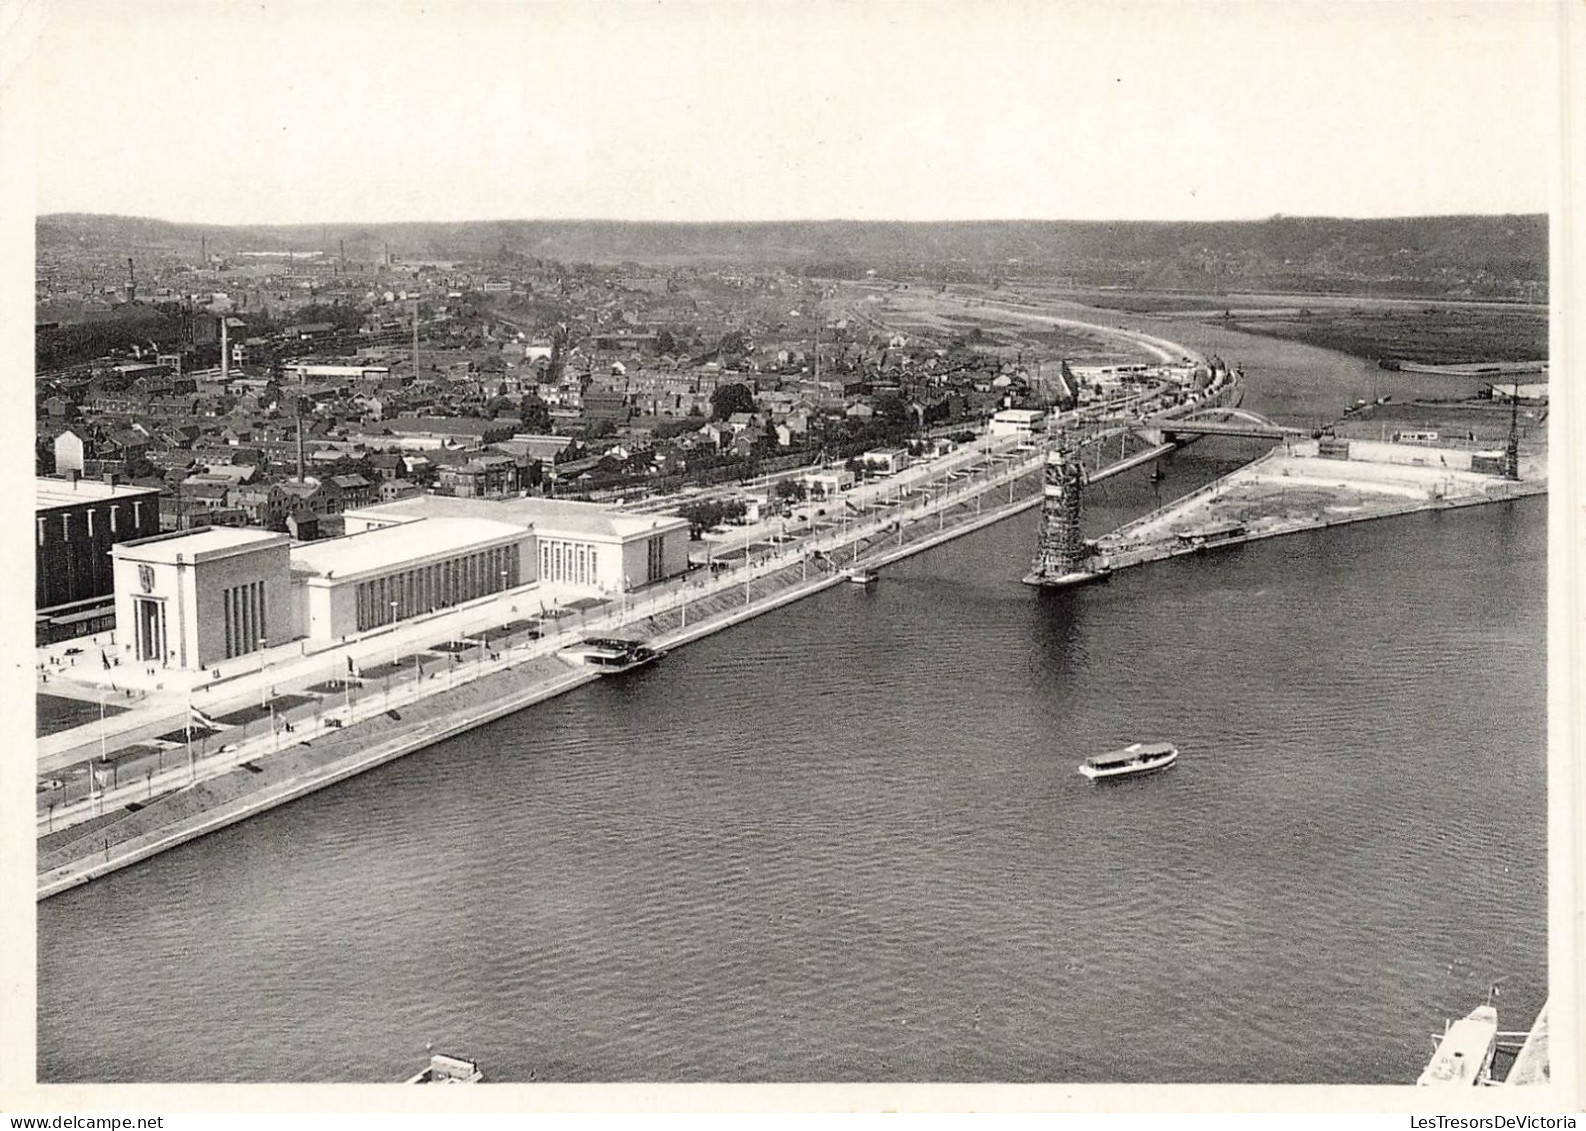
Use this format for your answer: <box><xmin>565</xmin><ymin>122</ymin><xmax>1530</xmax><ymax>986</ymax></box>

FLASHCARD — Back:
<box><xmin>1227</xmin><ymin>308</ymin><xmax>1547</xmax><ymax>366</ymax></box>
<box><xmin>214</xmin><ymin>693</ymin><xmax>317</xmax><ymax>727</ymax></box>
<box><xmin>37</xmin><ymin>693</ymin><xmax>127</xmax><ymax>738</ymax></box>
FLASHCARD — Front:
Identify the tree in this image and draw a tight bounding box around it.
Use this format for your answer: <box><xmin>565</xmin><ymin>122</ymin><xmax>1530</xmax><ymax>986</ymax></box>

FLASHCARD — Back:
<box><xmin>519</xmin><ymin>395</ymin><xmax>553</xmax><ymax>433</ymax></box>
<box><xmin>655</xmin><ymin>328</ymin><xmax>676</xmax><ymax>355</ymax></box>
<box><xmin>874</xmin><ymin>392</ymin><xmax>913</xmax><ymax>442</ymax></box>
<box><xmin>774</xmin><ymin>479</ymin><xmax>807</xmax><ymax>502</ymax></box>
<box><xmin>676</xmin><ymin>498</ymin><xmax>749</xmax><ymax>538</ymax></box>
<box><xmin>711</xmin><ymin>382</ymin><xmax>755</xmax><ymax>421</ymax></box>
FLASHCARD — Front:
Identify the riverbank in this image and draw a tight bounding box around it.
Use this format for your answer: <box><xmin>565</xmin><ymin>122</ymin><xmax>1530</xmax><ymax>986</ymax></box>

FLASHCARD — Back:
<box><xmin>38</xmin><ymin>451</ymin><xmax>1053</xmax><ymax>899</ymax></box>
<box><xmin>1095</xmin><ymin>441</ymin><xmax>1547</xmax><ymax>575</ymax></box>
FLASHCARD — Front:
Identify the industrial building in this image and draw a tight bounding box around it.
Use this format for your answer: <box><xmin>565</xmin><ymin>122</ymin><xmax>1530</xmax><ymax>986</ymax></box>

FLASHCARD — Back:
<box><xmin>1487</xmin><ymin>382</ymin><xmax>1548</xmax><ymax>405</ymax></box>
<box><xmin>36</xmin><ymin>475</ymin><xmax>163</xmax><ymax>642</ymax></box>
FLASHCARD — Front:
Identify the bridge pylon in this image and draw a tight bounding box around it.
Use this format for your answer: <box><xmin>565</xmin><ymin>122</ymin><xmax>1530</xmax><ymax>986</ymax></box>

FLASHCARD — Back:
<box><xmin>1023</xmin><ymin>445</ymin><xmax>1105</xmax><ymax>588</ymax></box>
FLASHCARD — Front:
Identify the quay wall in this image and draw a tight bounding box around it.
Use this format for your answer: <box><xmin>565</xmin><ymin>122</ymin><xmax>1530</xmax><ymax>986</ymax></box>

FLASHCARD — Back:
<box><xmin>38</xmin><ymin>464</ymin><xmax>1051</xmax><ymax>899</ymax></box>
<box><xmin>1101</xmin><ymin>480</ymin><xmax>1546</xmax><ymax>575</ymax></box>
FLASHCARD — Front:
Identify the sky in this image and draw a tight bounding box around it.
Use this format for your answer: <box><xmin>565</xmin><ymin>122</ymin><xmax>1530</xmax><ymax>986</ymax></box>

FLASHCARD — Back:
<box><xmin>11</xmin><ymin>0</ymin><xmax>1561</xmax><ymax>224</ymax></box>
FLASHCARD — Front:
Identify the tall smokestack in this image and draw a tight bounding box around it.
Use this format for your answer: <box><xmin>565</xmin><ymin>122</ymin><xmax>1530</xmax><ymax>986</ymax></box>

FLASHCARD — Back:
<box><xmin>126</xmin><ymin>258</ymin><xmax>135</xmax><ymax>303</ymax></box>
<box><xmin>200</xmin><ymin>235</ymin><xmax>206</xmax><ymax>265</ymax></box>
<box><xmin>296</xmin><ymin>390</ymin><xmax>306</xmax><ymax>483</ymax></box>
<box><xmin>339</xmin><ymin>238</ymin><xmax>345</xmax><ymax>274</ymax></box>
<box><xmin>220</xmin><ymin>316</ymin><xmax>230</xmax><ymax>381</ymax></box>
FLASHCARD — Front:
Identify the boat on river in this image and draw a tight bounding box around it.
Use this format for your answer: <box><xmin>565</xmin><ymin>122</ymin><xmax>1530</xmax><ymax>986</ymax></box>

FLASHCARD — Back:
<box><xmin>845</xmin><ymin>569</ymin><xmax>878</xmax><ymax>585</ymax></box>
<box><xmin>1418</xmin><ymin>1005</ymin><xmax>1499</xmax><ymax>1086</ymax></box>
<box><xmin>407</xmin><ymin>1052</ymin><xmax>484</xmax><ymax>1083</ymax></box>
<box><xmin>557</xmin><ymin>637</ymin><xmax>665</xmax><ymax>674</ymax></box>
<box><xmin>1079</xmin><ymin>742</ymin><xmax>1178</xmax><ymax>781</ymax></box>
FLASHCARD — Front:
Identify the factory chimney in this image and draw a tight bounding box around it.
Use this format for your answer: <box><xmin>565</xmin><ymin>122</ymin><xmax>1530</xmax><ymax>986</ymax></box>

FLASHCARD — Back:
<box><xmin>200</xmin><ymin>235</ymin><xmax>207</xmax><ymax>265</ymax></box>
<box><xmin>220</xmin><ymin>315</ymin><xmax>230</xmax><ymax>381</ymax></box>
<box><xmin>126</xmin><ymin>258</ymin><xmax>136</xmax><ymax>303</ymax></box>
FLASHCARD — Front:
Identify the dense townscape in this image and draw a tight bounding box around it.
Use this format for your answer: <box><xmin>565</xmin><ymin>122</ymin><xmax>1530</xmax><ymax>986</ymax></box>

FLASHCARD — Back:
<box><xmin>34</xmin><ymin>238</ymin><xmax>1068</xmax><ymax>544</ymax></box>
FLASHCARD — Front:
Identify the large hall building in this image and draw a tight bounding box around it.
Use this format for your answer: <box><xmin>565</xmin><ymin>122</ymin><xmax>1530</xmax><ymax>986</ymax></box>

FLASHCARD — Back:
<box><xmin>108</xmin><ymin>494</ymin><xmax>691</xmax><ymax>671</ymax></box>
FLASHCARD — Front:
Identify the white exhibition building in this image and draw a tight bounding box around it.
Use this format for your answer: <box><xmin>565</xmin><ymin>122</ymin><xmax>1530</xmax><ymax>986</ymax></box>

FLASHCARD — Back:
<box><xmin>110</xmin><ymin>495</ymin><xmax>691</xmax><ymax>672</ymax></box>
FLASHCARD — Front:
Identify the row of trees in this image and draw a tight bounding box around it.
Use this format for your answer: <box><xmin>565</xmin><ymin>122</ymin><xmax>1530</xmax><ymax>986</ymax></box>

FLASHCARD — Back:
<box><xmin>675</xmin><ymin>498</ymin><xmax>749</xmax><ymax>538</ymax></box>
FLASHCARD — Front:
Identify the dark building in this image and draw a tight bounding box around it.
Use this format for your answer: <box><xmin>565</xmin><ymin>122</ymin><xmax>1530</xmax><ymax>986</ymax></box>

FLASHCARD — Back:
<box><xmin>35</xmin><ymin>474</ymin><xmax>162</xmax><ymax>612</ymax></box>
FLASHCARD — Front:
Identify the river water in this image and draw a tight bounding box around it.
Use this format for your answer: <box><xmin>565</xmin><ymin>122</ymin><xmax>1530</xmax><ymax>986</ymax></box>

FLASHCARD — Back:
<box><xmin>37</xmin><ymin>319</ymin><xmax>1548</xmax><ymax>1084</ymax></box>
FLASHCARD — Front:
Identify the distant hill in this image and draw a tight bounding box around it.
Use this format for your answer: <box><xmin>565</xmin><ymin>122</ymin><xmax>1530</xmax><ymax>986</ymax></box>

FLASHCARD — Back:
<box><xmin>37</xmin><ymin>213</ymin><xmax>1547</xmax><ymax>299</ymax></box>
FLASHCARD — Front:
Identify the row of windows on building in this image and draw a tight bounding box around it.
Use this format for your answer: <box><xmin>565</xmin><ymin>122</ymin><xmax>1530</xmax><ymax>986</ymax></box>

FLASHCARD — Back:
<box><xmin>354</xmin><ymin>543</ymin><xmax>522</xmax><ymax>632</ymax></box>
<box><xmin>539</xmin><ymin>538</ymin><xmax>600</xmax><ymax>587</ymax></box>
<box><xmin>222</xmin><ymin>580</ymin><xmax>268</xmax><ymax>660</ymax></box>
<box><xmin>36</xmin><ymin>501</ymin><xmax>148</xmax><ymax>545</ymax></box>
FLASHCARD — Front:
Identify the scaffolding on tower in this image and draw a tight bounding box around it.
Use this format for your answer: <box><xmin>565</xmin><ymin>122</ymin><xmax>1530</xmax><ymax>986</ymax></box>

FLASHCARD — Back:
<box><xmin>1023</xmin><ymin>438</ymin><xmax>1103</xmax><ymax>588</ymax></box>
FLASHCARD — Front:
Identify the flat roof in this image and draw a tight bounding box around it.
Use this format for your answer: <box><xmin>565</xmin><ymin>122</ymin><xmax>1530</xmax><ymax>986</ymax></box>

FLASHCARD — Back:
<box><xmin>345</xmin><ymin>495</ymin><xmax>689</xmax><ymax>543</ymax></box>
<box><xmin>290</xmin><ymin>517</ymin><xmax>527</xmax><ymax>581</ymax></box>
<box><xmin>36</xmin><ymin>476</ymin><xmax>161</xmax><ymax>511</ymax></box>
<box><xmin>115</xmin><ymin>526</ymin><xmax>289</xmax><ymax>564</ymax></box>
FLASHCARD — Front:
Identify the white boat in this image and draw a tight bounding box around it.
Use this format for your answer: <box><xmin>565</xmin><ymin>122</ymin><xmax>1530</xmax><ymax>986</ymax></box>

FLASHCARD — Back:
<box><xmin>557</xmin><ymin>637</ymin><xmax>665</xmax><ymax>673</ymax></box>
<box><xmin>1079</xmin><ymin>742</ymin><xmax>1178</xmax><ymax>780</ymax></box>
<box><xmin>845</xmin><ymin>569</ymin><xmax>878</xmax><ymax>585</ymax></box>
<box><xmin>1418</xmin><ymin>1005</ymin><xmax>1499</xmax><ymax>1086</ymax></box>
<box><xmin>407</xmin><ymin>1053</ymin><xmax>484</xmax><ymax>1084</ymax></box>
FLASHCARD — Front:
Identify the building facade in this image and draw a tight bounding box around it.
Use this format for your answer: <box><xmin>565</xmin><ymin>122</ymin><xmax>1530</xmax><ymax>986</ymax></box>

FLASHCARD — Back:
<box><xmin>343</xmin><ymin>494</ymin><xmax>691</xmax><ymax>595</ymax></box>
<box><xmin>111</xmin><ymin>528</ymin><xmax>292</xmax><ymax>669</ymax></box>
<box><xmin>36</xmin><ymin>475</ymin><xmax>163</xmax><ymax>611</ymax></box>
<box><xmin>289</xmin><ymin>517</ymin><xmax>533</xmax><ymax>641</ymax></box>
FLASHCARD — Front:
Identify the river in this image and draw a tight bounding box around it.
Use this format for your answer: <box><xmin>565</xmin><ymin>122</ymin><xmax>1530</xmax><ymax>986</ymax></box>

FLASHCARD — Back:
<box><xmin>38</xmin><ymin>317</ymin><xmax>1548</xmax><ymax>1084</ymax></box>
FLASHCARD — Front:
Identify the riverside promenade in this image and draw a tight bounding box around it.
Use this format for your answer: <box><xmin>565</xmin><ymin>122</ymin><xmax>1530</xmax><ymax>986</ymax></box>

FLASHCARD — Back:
<box><xmin>37</xmin><ymin>437</ymin><xmax>1056</xmax><ymax>899</ymax></box>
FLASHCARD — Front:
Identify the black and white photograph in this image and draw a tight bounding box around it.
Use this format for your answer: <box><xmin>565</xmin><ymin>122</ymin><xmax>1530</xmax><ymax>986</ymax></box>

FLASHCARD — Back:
<box><xmin>4</xmin><ymin>0</ymin><xmax>1578</xmax><ymax>1114</ymax></box>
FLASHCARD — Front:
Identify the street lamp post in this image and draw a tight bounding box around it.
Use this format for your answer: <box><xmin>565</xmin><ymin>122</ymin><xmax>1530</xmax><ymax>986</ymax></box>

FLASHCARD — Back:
<box><xmin>258</xmin><ymin>636</ymin><xmax>268</xmax><ymax>706</ymax></box>
<box><xmin>95</xmin><ymin>685</ymin><xmax>108</xmax><ymax>810</ymax></box>
<box><xmin>390</xmin><ymin>602</ymin><xmax>399</xmax><ymax>668</ymax></box>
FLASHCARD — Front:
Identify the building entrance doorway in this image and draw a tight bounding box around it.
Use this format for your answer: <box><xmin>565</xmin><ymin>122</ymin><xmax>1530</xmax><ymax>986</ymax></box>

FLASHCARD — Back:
<box><xmin>134</xmin><ymin>596</ymin><xmax>165</xmax><ymax>663</ymax></box>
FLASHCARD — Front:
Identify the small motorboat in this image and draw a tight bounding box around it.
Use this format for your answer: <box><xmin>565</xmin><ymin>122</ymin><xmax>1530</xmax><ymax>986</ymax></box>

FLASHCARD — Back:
<box><xmin>1079</xmin><ymin>742</ymin><xmax>1179</xmax><ymax>781</ymax></box>
<box><xmin>407</xmin><ymin>1052</ymin><xmax>484</xmax><ymax>1083</ymax></box>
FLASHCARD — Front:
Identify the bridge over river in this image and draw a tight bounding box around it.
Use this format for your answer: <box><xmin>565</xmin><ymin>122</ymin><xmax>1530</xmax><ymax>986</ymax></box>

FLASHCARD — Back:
<box><xmin>1138</xmin><ymin>405</ymin><xmax>1307</xmax><ymax>443</ymax></box>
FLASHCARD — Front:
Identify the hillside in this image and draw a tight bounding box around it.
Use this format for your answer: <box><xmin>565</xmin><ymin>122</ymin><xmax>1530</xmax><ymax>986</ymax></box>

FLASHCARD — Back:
<box><xmin>37</xmin><ymin>213</ymin><xmax>1547</xmax><ymax>300</ymax></box>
